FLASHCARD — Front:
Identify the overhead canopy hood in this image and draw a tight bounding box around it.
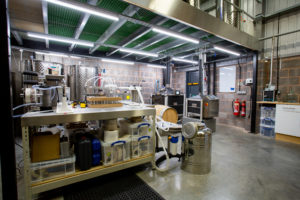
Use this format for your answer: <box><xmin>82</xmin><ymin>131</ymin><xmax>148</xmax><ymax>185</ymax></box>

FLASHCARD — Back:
<box><xmin>122</xmin><ymin>0</ymin><xmax>259</xmax><ymax>51</ymax></box>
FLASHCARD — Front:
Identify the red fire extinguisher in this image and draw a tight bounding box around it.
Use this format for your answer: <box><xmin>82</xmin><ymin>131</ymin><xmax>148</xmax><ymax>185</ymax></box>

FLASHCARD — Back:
<box><xmin>241</xmin><ymin>101</ymin><xmax>246</xmax><ymax>117</ymax></box>
<box><xmin>233</xmin><ymin>99</ymin><xmax>240</xmax><ymax>116</ymax></box>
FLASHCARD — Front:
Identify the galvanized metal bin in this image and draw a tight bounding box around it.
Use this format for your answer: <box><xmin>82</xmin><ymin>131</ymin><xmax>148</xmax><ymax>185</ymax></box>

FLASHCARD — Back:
<box><xmin>181</xmin><ymin>123</ymin><xmax>212</xmax><ymax>174</ymax></box>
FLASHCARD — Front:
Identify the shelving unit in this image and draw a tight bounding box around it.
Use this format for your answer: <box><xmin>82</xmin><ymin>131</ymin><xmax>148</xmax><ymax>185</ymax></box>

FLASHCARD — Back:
<box><xmin>21</xmin><ymin>106</ymin><xmax>156</xmax><ymax>199</ymax></box>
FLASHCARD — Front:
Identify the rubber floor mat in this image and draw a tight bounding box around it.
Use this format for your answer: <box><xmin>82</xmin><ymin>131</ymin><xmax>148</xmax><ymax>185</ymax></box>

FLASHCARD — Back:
<box><xmin>63</xmin><ymin>169</ymin><xmax>165</xmax><ymax>200</ymax></box>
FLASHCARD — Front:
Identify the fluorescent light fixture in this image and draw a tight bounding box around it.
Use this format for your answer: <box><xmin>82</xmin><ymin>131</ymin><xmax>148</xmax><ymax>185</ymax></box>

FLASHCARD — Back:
<box><xmin>27</xmin><ymin>32</ymin><xmax>94</xmax><ymax>47</ymax></box>
<box><xmin>45</xmin><ymin>0</ymin><xmax>119</xmax><ymax>21</ymax></box>
<box><xmin>70</xmin><ymin>56</ymin><xmax>81</xmax><ymax>59</ymax></box>
<box><xmin>35</xmin><ymin>51</ymin><xmax>46</xmax><ymax>55</ymax></box>
<box><xmin>35</xmin><ymin>51</ymin><xmax>68</xmax><ymax>58</ymax></box>
<box><xmin>120</xmin><ymin>48</ymin><xmax>158</xmax><ymax>57</ymax></box>
<box><xmin>147</xmin><ymin>64</ymin><xmax>166</xmax><ymax>69</ymax></box>
<box><xmin>102</xmin><ymin>58</ymin><xmax>134</xmax><ymax>65</ymax></box>
<box><xmin>48</xmin><ymin>53</ymin><xmax>69</xmax><ymax>57</ymax></box>
<box><xmin>214</xmin><ymin>46</ymin><xmax>240</xmax><ymax>56</ymax></box>
<box><xmin>152</xmin><ymin>27</ymin><xmax>199</xmax><ymax>44</ymax></box>
<box><xmin>172</xmin><ymin>57</ymin><xmax>198</xmax><ymax>65</ymax></box>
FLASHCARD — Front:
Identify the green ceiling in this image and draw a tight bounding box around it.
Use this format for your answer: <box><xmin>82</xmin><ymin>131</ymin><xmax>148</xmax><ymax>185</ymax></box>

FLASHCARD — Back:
<box><xmin>46</xmin><ymin>0</ymin><xmax>213</xmax><ymax>57</ymax></box>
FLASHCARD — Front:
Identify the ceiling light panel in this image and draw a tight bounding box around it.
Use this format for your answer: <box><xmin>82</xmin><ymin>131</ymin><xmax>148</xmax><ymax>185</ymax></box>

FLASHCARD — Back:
<box><xmin>102</xmin><ymin>58</ymin><xmax>135</xmax><ymax>65</ymax></box>
<box><xmin>147</xmin><ymin>64</ymin><xmax>166</xmax><ymax>69</ymax></box>
<box><xmin>152</xmin><ymin>27</ymin><xmax>199</xmax><ymax>44</ymax></box>
<box><xmin>120</xmin><ymin>48</ymin><xmax>158</xmax><ymax>57</ymax></box>
<box><xmin>27</xmin><ymin>32</ymin><xmax>94</xmax><ymax>47</ymax></box>
<box><xmin>172</xmin><ymin>57</ymin><xmax>198</xmax><ymax>64</ymax></box>
<box><xmin>214</xmin><ymin>46</ymin><xmax>240</xmax><ymax>56</ymax></box>
<box><xmin>45</xmin><ymin>0</ymin><xmax>119</xmax><ymax>21</ymax></box>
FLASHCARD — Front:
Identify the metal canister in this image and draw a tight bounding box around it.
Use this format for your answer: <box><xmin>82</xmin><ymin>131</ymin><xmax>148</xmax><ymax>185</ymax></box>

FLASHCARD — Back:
<box><xmin>181</xmin><ymin>123</ymin><xmax>212</xmax><ymax>175</ymax></box>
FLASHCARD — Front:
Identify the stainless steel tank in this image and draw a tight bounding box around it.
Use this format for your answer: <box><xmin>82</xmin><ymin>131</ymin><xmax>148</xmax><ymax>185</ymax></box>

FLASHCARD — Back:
<box><xmin>181</xmin><ymin>122</ymin><xmax>212</xmax><ymax>174</ymax></box>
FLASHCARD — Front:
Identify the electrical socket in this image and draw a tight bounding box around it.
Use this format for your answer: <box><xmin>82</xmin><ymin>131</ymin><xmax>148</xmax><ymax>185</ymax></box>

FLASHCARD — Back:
<box><xmin>237</xmin><ymin>91</ymin><xmax>247</xmax><ymax>95</ymax></box>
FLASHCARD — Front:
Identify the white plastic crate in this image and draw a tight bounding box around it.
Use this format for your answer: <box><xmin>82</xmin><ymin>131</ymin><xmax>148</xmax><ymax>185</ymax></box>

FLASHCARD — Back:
<box><xmin>260</xmin><ymin>126</ymin><xmax>275</xmax><ymax>137</ymax></box>
<box><xmin>101</xmin><ymin>138</ymin><xmax>130</xmax><ymax>166</ymax></box>
<box><xmin>31</xmin><ymin>155</ymin><xmax>76</xmax><ymax>183</ymax></box>
<box><xmin>127</xmin><ymin>122</ymin><xmax>152</xmax><ymax>136</ymax></box>
<box><xmin>131</xmin><ymin>135</ymin><xmax>153</xmax><ymax>158</ymax></box>
<box><xmin>260</xmin><ymin>117</ymin><xmax>275</xmax><ymax>126</ymax></box>
<box><xmin>260</xmin><ymin>107</ymin><xmax>276</xmax><ymax>119</ymax></box>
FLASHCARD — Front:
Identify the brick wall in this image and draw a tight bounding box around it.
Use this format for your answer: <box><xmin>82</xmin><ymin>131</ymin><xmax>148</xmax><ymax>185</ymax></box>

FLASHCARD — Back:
<box><xmin>214</xmin><ymin>61</ymin><xmax>253</xmax><ymax>131</ymax></box>
<box><xmin>171</xmin><ymin>61</ymin><xmax>253</xmax><ymax>131</ymax></box>
<box><xmin>171</xmin><ymin>67</ymin><xmax>186</xmax><ymax>94</ymax></box>
<box><xmin>257</xmin><ymin>56</ymin><xmax>300</xmax><ymax>103</ymax></box>
<box><xmin>256</xmin><ymin>55</ymin><xmax>300</xmax><ymax>133</ymax></box>
<box><xmin>11</xmin><ymin>50</ymin><xmax>164</xmax><ymax>105</ymax></box>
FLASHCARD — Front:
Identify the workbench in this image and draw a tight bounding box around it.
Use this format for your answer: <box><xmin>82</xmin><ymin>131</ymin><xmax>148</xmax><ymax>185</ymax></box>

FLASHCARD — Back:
<box><xmin>21</xmin><ymin>106</ymin><xmax>156</xmax><ymax>199</ymax></box>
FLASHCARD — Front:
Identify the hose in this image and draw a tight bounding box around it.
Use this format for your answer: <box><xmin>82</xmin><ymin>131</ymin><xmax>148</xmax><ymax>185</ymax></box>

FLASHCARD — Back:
<box><xmin>153</xmin><ymin>117</ymin><xmax>181</xmax><ymax>172</ymax></box>
<box><xmin>154</xmin><ymin>125</ymin><xmax>170</xmax><ymax>172</ymax></box>
<box><xmin>13</xmin><ymin>103</ymin><xmax>41</xmax><ymax>111</ymax></box>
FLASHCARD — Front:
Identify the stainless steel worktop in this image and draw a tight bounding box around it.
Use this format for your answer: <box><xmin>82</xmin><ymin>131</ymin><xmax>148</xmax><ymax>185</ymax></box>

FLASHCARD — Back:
<box><xmin>21</xmin><ymin>106</ymin><xmax>156</xmax><ymax>126</ymax></box>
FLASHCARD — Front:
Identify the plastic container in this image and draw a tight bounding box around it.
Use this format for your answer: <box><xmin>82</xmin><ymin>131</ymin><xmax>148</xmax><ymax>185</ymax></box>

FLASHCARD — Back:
<box><xmin>128</xmin><ymin>122</ymin><xmax>152</xmax><ymax>136</ymax></box>
<box><xmin>169</xmin><ymin>136</ymin><xmax>179</xmax><ymax>156</ymax></box>
<box><xmin>260</xmin><ymin>126</ymin><xmax>275</xmax><ymax>137</ymax></box>
<box><xmin>261</xmin><ymin>107</ymin><xmax>276</xmax><ymax>119</ymax></box>
<box><xmin>75</xmin><ymin>136</ymin><xmax>92</xmax><ymax>171</ymax></box>
<box><xmin>92</xmin><ymin>138</ymin><xmax>101</xmax><ymax>166</ymax></box>
<box><xmin>101</xmin><ymin>139</ymin><xmax>130</xmax><ymax>166</ymax></box>
<box><xmin>131</xmin><ymin>135</ymin><xmax>153</xmax><ymax>158</ymax></box>
<box><xmin>260</xmin><ymin>118</ymin><xmax>275</xmax><ymax>126</ymax></box>
<box><xmin>31</xmin><ymin>155</ymin><xmax>75</xmax><ymax>183</ymax></box>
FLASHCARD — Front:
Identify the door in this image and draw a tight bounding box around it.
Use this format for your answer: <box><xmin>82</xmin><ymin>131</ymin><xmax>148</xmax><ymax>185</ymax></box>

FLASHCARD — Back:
<box><xmin>186</xmin><ymin>71</ymin><xmax>200</xmax><ymax>98</ymax></box>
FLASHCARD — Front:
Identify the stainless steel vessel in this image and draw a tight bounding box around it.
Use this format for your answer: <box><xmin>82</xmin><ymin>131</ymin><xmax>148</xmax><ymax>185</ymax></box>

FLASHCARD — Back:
<box><xmin>181</xmin><ymin>122</ymin><xmax>212</xmax><ymax>174</ymax></box>
<box><xmin>203</xmin><ymin>95</ymin><xmax>219</xmax><ymax>118</ymax></box>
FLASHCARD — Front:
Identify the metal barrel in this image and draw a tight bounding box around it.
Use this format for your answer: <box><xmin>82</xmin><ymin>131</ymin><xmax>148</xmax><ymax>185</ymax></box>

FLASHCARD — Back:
<box><xmin>181</xmin><ymin>128</ymin><xmax>212</xmax><ymax>174</ymax></box>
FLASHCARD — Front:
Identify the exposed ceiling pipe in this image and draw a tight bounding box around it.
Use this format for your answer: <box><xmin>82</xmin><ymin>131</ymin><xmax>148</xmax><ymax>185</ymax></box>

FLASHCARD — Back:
<box><xmin>269</xmin><ymin>36</ymin><xmax>275</xmax><ymax>87</ymax></box>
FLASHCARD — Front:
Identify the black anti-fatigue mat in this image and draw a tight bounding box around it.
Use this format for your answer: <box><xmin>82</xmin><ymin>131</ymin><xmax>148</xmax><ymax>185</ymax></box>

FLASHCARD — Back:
<box><xmin>63</xmin><ymin>169</ymin><xmax>165</xmax><ymax>200</ymax></box>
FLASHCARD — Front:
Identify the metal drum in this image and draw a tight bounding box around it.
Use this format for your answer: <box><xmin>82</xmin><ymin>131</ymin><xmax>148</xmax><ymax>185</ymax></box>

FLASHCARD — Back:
<box><xmin>181</xmin><ymin>122</ymin><xmax>212</xmax><ymax>175</ymax></box>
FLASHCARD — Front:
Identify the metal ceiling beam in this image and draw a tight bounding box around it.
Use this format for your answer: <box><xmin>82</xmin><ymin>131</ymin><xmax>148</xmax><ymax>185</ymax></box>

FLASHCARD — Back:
<box><xmin>11</xmin><ymin>45</ymin><xmax>165</xmax><ymax>67</ymax></box>
<box><xmin>149</xmin><ymin>44</ymin><xmax>199</xmax><ymax>62</ymax></box>
<box><xmin>11</xmin><ymin>30</ymin><xmax>23</xmax><ymax>45</ymax></box>
<box><xmin>122</xmin><ymin>23</ymin><xmax>187</xmax><ymax>58</ymax></box>
<box><xmin>43</xmin><ymin>0</ymin><xmax>201</xmax><ymax>53</ymax></box>
<box><xmin>136</xmin><ymin>31</ymin><xmax>205</xmax><ymax>60</ymax></box>
<box><xmin>69</xmin><ymin>0</ymin><xmax>98</xmax><ymax>51</ymax></box>
<box><xmin>122</xmin><ymin>0</ymin><xmax>259</xmax><ymax>50</ymax></box>
<box><xmin>136</xmin><ymin>41</ymin><xmax>186</xmax><ymax>60</ymax></box>
<box><xmin>16</xmin><ymin>30</ymin><xmax>160</xmax><ymax>57</ymax></box>
<box><xmin>149</xmin><ymin>37</ymin><xmax>224</xmax><ymax>62</ymax></box>
<box><xmin>106</xmin><ymin>16</ymin><xmax>167</xmax><ymax>56</ymax></box>
<box><xmin>89</xmin><ymin>4</ymin><xmax>140</xmax><ymax>54</ymax></box>
<box><xmin>42</xmin><ymin>0</ymin><xmax>49</xmax><ymax>48</ymax></box>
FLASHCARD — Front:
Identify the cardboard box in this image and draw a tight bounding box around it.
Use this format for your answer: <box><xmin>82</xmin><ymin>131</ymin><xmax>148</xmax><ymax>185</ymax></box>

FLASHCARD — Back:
<box><xmin>31</xmin><ymin>133</ymin><xmax>60</xmax><ymax>163</ymax></box>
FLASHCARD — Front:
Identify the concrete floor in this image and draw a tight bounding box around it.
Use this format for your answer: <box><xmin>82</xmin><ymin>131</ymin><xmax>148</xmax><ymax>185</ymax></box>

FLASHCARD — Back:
<box><xmin>137</xmin><ymin>124</ymin><xmax>300</xmax><ymax>200</ymax></box>
<box><xmin>15</xmin><ymin>124</ymin><xmax>300</xmax><ymax>200</ymax></box>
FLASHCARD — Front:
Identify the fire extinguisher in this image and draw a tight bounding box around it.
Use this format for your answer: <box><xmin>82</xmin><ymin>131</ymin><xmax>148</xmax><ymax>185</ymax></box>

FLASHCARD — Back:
<box><xmin>233</xmin><ymin>99</ymin><xmax>240</xmax><ymax>116</ymax></box>
<box><xmin>241</xmin><ymin>101</ymin><xmax>246</xmax><ymax>117</ymax></box>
